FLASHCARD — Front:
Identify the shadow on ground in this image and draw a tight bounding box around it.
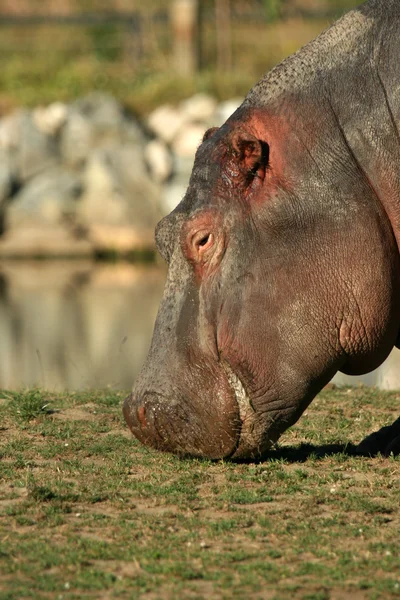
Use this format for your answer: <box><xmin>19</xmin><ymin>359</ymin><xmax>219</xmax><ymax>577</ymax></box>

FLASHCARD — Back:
<box><xmin>255</xmin><ymin>417</ymin><xmax>400</xmax><ymax>463</ymax></box>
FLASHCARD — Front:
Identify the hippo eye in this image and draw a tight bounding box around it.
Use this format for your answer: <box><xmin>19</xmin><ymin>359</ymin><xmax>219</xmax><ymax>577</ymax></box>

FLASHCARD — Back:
<box><xmin>198</xmin><ymin>234</ymin><xmax>210</xmax><ymax>247</ymax></box>
<box><xmin>190</xmin><ymin>230</ymin><xmax>214</xmax><ymax>260</ymax></box>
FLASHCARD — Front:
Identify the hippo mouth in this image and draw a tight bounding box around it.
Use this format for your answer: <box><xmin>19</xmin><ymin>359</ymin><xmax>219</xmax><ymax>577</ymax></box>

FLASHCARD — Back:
<box><xmin>124</xmin><ymin>360</ymin><xmax>244</xmax><ymax>460</ymax></box>
<box><xmin>222</xmin><ymin>361</ymin><xmax>280</xmax><ymax>459</ymax></box>
<box><xmin>125</xmin><ymin>359</ymin><xmax>280</xmax><ymax>460</ymax></box>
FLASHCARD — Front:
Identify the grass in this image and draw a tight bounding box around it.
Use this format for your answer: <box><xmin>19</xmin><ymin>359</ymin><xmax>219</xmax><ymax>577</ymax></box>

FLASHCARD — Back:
<box><xmin>0</xmin><ymin>18</ymin><xmax>337</xmax><ymax>117</ymax></box>
<box><xmin>0</xmin><ymin>386</ymin><xmax>399</xmax><ymax>599</ymax></box>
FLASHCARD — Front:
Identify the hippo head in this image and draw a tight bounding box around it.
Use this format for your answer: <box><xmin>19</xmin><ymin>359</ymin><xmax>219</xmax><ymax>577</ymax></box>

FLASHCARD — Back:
<box><xmin>124</xmin><ymin>106</ymin><xmax>400</xmax><ymax>460</ymax></box>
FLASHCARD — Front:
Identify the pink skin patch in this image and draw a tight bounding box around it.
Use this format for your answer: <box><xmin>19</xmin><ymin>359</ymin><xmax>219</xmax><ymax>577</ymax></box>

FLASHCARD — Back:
<box><xmin>137</xmin><ymin>405</ymin><xmax>147</xmax><ymax>428</ymax></box>
<box><xmin>182</xmin><ymin>211</ymin><xmax>226</xmax><ymax>282</ymax></box>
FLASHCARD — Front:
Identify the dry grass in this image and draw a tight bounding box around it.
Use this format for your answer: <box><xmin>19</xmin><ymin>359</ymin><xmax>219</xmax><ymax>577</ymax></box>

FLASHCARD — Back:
<box><xmin>0</xmin><ymin>386</ymin><xmax>399</xmax><ymax>599</ymax></box>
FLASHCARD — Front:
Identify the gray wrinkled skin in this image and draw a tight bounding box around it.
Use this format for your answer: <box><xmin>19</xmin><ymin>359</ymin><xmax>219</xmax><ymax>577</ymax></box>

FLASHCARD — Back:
<box><xmin>124</xmin><ymin>0</ymin><xmax>400</xmax><ymax>459</ymax></box>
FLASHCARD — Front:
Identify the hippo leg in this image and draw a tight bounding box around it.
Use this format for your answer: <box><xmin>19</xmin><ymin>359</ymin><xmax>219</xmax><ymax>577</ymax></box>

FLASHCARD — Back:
<box><xmin>356</xmin><ymin>417</ymin><xmax>400</xmax><ymax>456</ymax></box>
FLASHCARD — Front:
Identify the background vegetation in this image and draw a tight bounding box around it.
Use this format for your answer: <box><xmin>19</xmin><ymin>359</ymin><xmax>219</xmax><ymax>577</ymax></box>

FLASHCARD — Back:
<box><xmin>0</xmin><ymin>0</ymin><xmax>361</xmax><ymax>115</ymax></box>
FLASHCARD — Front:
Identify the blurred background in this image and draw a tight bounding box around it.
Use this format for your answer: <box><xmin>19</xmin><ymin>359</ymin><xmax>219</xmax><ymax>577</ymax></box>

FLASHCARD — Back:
<box><xmin>0</xmin><ymin>0</ymin><xmax>360</xmax><ymax>114</ymax></box>
<box><xmin>3</xmin><ymin>0</ymin><xmax>397</xmax><ymax>392</ymax></box>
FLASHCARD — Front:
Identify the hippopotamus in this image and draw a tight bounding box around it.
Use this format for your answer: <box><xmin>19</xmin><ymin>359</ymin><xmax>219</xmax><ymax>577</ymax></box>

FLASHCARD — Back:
<box><xmin>123</xmin><ymin>0</ymin><xmax>400</xmax><ymax>459</ymax></box>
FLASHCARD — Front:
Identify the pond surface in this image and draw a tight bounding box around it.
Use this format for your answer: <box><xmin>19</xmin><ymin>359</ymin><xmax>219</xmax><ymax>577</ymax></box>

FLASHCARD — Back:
<box><xmin>0</xmin><ymin>261</ymin><xmax>165</xmax><ymax>391</ymax></box>
<box><xmin>1</xmin><ymin>260</ymin><xmax>400</xmax><ymax>391</ymax></box>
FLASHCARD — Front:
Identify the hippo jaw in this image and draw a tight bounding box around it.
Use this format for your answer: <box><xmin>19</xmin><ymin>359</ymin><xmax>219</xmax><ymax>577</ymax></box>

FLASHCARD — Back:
<box><xmin>124</xmin><ymin>347</ymin><xmax>336</xmax><ymax>461</ymax></box>
<box><xmin>124</xmin><ymin>352</ymin><xmax>286</xmax><ymax>461</ymax></box>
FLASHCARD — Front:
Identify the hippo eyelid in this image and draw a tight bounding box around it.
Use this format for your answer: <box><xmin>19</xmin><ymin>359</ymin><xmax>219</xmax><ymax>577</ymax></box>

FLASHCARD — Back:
<box><xmin>193</xmin><ymin>231</ymin><xmax>213</xmax><ymax>249</ymax></box>
<box><xmin>187</xmin><ymin>229</ymin><xmax>216</xmax><ymax>263</ymax></box>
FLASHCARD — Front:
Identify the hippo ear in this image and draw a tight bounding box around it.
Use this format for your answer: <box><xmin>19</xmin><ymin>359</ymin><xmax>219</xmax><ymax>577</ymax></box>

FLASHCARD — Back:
<box><xmin>202</xmin><ymin>127</ymin><xmax>219</xmax><ymax>142</ymax></box>
<box><xmin>231</xmin><ymin>131</ymin><xmax>269</xmax><ymax>181</ymax></box>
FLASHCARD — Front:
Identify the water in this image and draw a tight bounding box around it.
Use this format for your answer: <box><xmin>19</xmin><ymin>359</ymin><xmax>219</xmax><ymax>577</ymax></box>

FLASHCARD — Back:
<box><xmin>1</xmin><ymin>260</ymin><xmax>400</xmax><ymax>391</ymax></box>
<box><xmin>0</xmin><ymin>261</ymin><xmax>166</xmax><ymax>391</ymax></box>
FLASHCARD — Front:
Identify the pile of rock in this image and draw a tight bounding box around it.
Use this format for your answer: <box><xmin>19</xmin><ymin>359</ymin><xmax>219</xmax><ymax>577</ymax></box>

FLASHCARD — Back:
<box><xmin>0</xmin><ymin>93</ymin><xmax>242</xmax><ymax>257</ymax></box>
<box><xmin>147</xmin><ymin>94</ymin><xmax>242</xmax><ymax>215</ymax></box>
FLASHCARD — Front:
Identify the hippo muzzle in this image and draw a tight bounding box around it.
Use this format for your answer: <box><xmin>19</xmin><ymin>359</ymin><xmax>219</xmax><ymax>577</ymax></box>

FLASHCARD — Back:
<box><xmin>124</xmin><ymin>364</ymin><xmax>247</xmax><ymax>459</ymax></box>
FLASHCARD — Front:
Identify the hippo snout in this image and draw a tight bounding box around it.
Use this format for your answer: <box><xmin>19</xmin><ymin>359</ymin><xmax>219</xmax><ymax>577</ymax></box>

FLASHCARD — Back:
<box><xmin>123</xmin><ymin>387</ymin><xmax>242</xmax><ymax>459</ymax></box>
<box><xmin>123</xmin><ymin>392</ymin><xmax>166</xmax><ymax>449</ymax></box>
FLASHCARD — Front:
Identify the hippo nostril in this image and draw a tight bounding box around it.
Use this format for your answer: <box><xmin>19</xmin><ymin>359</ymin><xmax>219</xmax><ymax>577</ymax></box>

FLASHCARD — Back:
<box><xmin>124</xmin><ymin>386</ymin><xmax>241</xmax><ymax>459</ymax></box>
<box><xmin>123</xmin><ymin>393</ymin><xmax>150</xmax><ymax>432</ymax></box>
<box><xmin>137</xmin><ymin>405</ymin><xmax>148</xmax><ymax>428</ymax></box>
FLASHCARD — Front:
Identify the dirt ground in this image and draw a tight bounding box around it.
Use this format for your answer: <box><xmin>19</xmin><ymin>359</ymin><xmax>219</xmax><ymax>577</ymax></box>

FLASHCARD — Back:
<box><xmin>0</xmin><ymin>386</ymin><xmax>399</xmax><ymax>599</ymax></box>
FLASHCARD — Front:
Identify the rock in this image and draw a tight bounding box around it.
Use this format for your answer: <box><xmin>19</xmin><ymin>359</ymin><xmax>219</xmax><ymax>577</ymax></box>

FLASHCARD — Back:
<box><xmin>0</xmin><ymin>166</ymin><xmax>91</xmax><ymax>257</ymax></box>
<box><xmin>147</xmin><ymin>105</ymin><xmax>187</xmax><ymax>144</ymax></box>
<box><xmin>70</xmin><ymin>93</ymin><xmax>124</xmax><ymax>135</ymax></box>
<box><xmin>61</xmin><ymin>93</ymin><xmax>146</xmax><ymax>169</ymax></box>
<box><xmin>0</xmin><ymin>93</ymin><xmax>248</xmax><ymax>257</ymax></box>
<box><xmin>213</xmin><ymin>98</ymin><xmax>243</xmax><ymax>126</ymax></box>
<box><xmin>33</xmin><ymin>102</ymin><xmax>68</xmax><ymax>136</ymax></box>
<box><xmin>0</xmin><ymin>111</ymin><xmax>20</xmax><ymax>153</ymax></box>
<box><xmin>60</xmin><ymin>111</ymin><xmax>93</xmax><ymax>169</ymax></box>
<box><xmin>61</xmin><ymin>111</ymin><xmax>92</xmax><ymax>170</ymax></box>
<box><xmin>172</xmin><ymin>123</ymin><xmax>206</xmax><ymax>158</ymax></box>
<box><xmin>144</xmin><ymin>139</ymin><xmax>173</xmax><ymax>183</ymax></box>
<box><xmin>161</xmin><ymin>177</ymin><xmax>189</xmax><ymax>214</ymax></box>
<box><xmin>0</xmin><ymin>152</ymin><xmax>13</xmax><ymax>206</ymax></box>
<box><xmin>6</xmin><ymin>167</ymin><xmax>82</xmax><ymax>228</ymax></box>
<box><xmin>179</xmin><ymin>93</ymin><xmax>217</xmax><ymax>123</ymax></box>
<box><xmin>0</xmin><ymin>110</ymin><xmax>59</xmax><ymax>181</ymax></box>
<box><xmin>18</xmin><ymin>112</ymin><xmax>60</xmax><ymax>180</ymax></box>
<box><xmin>77</xmin><ymin>144</ymin><xmax>163</xmax><ymax>251</ymax></box>
<box><xmin>123</xmin><ymin>119</ymin><xmax>149</xmax><ymax>147</ymax></box>
<box><xmin>173</xmin><ymin>154</ymin><xmax>196</xmax><ymax>176</ymax></box>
